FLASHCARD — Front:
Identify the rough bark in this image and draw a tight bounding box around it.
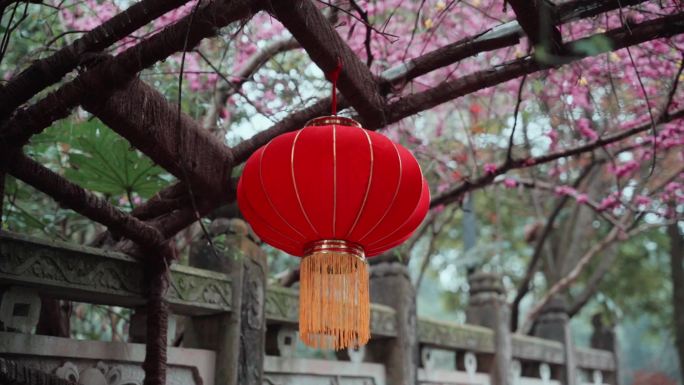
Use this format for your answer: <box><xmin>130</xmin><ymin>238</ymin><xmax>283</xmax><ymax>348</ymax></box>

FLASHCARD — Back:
<box><xmin>8</xmin><ymin>152</ymin><xmax>165</xmax><ymax>249</ymax></box>
<box><xmin>506</xmin><ymin>0</ymin><xmax>563</xmax><ymax>53</ymax></box>
<box><xmin>83</xmin><ymin>78</ymin><xmax>235</xmax><ymax>199</ymax></box>
<box><xmin>0</xmin><ymin>0</ymin><xmax>261</xmax><ymax>146</ymax></box>
<box><xmin>36</xmin><ymin>298</ymin><xmax>71</xmax><ymax>337</ymax></box>
<box><xmin>266</xmin><ymin>0</ymin><xmax>386</xmax><ymax>127</ymax></box>
<box><xmin>141</xmin><ymin>258</ymin><xmax>170</xmax><ymax>385</ymax></box>
<box><xmin>381</xmin><ymin>0</ymin><xmax>648</xmax><ymax>87</ymax></box>
<box><xmin>131</xmin><ymin>183</ymin><xmax>191</xmax><ymax>221</ymax></box>
<box><xmin>0</xmin><ymin>0</ymin><xmax>193</xmax><ymax>119</ymax></box>
<box><xmin>555</xmin><ymin>0</ymin><xmax>648</xmax><ymax>24</ymax></box>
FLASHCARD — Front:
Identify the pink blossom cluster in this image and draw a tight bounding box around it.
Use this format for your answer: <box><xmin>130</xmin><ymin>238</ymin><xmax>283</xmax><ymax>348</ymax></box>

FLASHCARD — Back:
<box><xmin>46</xmin><ymin>0</ymin><xmax>684</xmax><ymax>214</ymax></box>
<box><xmin>608</xmin><ymin>161</ymin><xmax>640</xmax><ymax>179</ymax></box>
<box><xmin>663</xmin><ymin>182</ymin><xmax>684</xmax><ymax>204</ymax></box>
<box><xmin>597</xmin><ymin>192</ymin><xmax>622</xmax><ymax>212</ymax></box>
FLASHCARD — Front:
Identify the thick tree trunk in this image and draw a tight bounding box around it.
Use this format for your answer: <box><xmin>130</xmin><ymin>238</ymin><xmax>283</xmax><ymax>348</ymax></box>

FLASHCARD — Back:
<box><xmin>36</xmin><ymin>298</ymin><xmax>71</xmax><ymax>337</ymax></box>
<box><xmin>0</xmin><ymin>169</ymin><xmax>4</xmax><ymax>227</ymax></box>
<box><xmin>668</xmin><ymin>221</ymin><xmax>684</xmax><ymax>381</ymax></box>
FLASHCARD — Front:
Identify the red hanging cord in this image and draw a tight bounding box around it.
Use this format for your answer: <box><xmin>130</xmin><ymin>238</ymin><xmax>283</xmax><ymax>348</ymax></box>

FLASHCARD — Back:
<box><xmin>326</xmin><ymin>59</ymin><xmax>343</xmax><ymax>116</ymax></box>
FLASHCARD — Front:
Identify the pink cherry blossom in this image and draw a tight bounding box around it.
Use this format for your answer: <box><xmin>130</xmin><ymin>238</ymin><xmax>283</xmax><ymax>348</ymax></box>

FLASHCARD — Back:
<box><xmin>503</xmin><ymin>178</ymin><xmax>517</xmax><ymax>188</ymax></box>
<box><xmin>576</xmin><ymin>118</ymin><xmax>598</xmax><ymax>141</ymax></box>
<box><xmin>483</xmin><ymin>163</ymin><xmax>497</xmax><ymax>174</ymax></box>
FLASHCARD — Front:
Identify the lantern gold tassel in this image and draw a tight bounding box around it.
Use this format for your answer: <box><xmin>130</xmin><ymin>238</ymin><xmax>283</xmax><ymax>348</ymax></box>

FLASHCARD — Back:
<box><xmin>299</xmin><ymin>240</ymin><xmax>370</xmax><ymax>350</ymax></box>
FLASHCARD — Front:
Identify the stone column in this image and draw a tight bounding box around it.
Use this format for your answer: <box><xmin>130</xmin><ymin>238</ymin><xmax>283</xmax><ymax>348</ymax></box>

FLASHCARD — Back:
<box><xmin>532</xmin><ymin>296</ymin><xmax>577</xmax><ymax>385</ymax></box>
<box><xmin>465</xmin><ymin>272</ymin><xmax>511</xmax><ymax>385</ymax></box>
<box><xmin>365</xmin><ymin>257</ymin><xmax>418</xmax><ymax>385</ymax></box>
<box><xmin>590</xmin><ymin>313</ymin><xmax>619</xmax><ymax>385</ymax></box>
<box><xmin>183</xmin><ymin>219</ymin><xmax>267</xmax><ymax>385</ymax></box>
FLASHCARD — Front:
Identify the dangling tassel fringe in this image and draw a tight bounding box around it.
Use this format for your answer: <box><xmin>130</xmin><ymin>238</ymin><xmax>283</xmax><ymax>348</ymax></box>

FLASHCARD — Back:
<box><xmin>299</xmin><ymin>244</ymin><xmax>370</xmax><ymax>350</ymax></box>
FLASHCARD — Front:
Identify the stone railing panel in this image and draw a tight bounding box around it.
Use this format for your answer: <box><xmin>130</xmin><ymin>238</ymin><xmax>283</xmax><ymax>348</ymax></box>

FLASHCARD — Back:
<box><xmin>512</xmin><ymin>334</ymin><xmax>565</xmax><ymax>364</ymax></box>
<box><xmin>0</xmin><ymin>232</ymin><xmax>618</xmax><ymax>385</ymax></box>
<box><xmin>0</xmin><ymin>232</ymin><xmax>231</xmax><ymax>316</ymax></box>
<box><xmin>418</xmin><ymin>318</ymin><xmax>495</xmax><ymax>352</ymax></box>
<box><xmin>264</xmin><ymin>356</ymin><xmax>385</xmax><ymax>385</ymax></box>
<box><xmin>0</xmin><ymin>332</ymin><xmax>215</xmax><ymax>385</ymax></box>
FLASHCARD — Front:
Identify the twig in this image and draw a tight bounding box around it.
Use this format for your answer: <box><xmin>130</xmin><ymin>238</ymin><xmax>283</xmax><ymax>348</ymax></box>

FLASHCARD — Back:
<box><xmin>431</xmin><ymin>107</ymin><xmax>684</xmax><ymax>208</ymax></box>
<box><xmin>509</xmin><ymin>164</ymin><xmax>594</xmax><ymax>331</ymax></box>
<box><xmin>174</xmin><ymin>1</ymin><xmax>221</xmax><ymax>261</ymax></box>
<box><xmin>348</xmin><ymin>0</ymin><xmax>374</xmax><ymax>67</ymax></box>
<box><xmin>519</xmin><ymin>225</ymin><xmax>622</xmax><ymax>334</ymax></box>
<box><xmin>625</xmin><ymin>45</ymin><xmax>657</xmax><ymax>175</ymax></box>
<box><xmin>414</xmin><ymin>208</ymin><xmax>457</xmax><ymax>290</ymax></box>
<box><xmin>506</xmin><ymin>74</ymin><xmax>527</xmax><ymax>161</ymax></box>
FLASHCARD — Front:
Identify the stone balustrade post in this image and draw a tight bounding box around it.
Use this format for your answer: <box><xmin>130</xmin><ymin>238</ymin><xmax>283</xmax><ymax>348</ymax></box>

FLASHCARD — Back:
<box><xmin>366</xmin><ymin>256</ymin><xmax>418</xmax><ymax>385</ymax></box>
<box><xmin>465</xmin><ymin>271</ymin><xmax>512</xmax><ymax>385</ymax></box>
<box><xmin>532</xmin><ymin>296</ymin><xmax>577</xmax><ymax>385</ymax></box>
<box><xmin>590</xmin><ymin>313</ymin><xmax>619</xmax><ymax>385</ymax></box>
<box><xmin>183</xmin><ymin>219</ymin><xmax>267</xmax><ymax>385</ymax></box>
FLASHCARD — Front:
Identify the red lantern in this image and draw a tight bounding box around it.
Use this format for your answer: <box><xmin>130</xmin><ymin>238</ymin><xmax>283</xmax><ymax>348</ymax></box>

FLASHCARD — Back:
<box><xmin>237</xmin><ymin>116</ymin><xmax>429</xmax><ymax>350</ymax></box>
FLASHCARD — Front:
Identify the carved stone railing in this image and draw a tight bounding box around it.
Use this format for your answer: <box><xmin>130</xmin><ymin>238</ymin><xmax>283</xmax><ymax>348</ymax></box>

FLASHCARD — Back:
<box><xmin>0</xmin><ymin>332</ymin><xmax>215</xmax><ymax>385</ymax></box>
<box><xmin>0</xmin><ymin>232</ymin><xmax>232</xmax><ymax>316</ymax></box>
<box><xmin>0</xmin><ymin>231</ymin><xmax>617</xmax><ymax>385</ymax></box>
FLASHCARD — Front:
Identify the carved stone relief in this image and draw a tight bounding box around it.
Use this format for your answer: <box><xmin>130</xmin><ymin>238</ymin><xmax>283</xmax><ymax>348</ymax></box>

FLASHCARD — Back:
<box><xmin>263</xmin><ymin>356</ymin><xmax>385</xmax><ymax>385</ymax></box>
<box><xmin>54</xmin><ymin>361</ymin><xmax>141</xmax><ymax>385</ymax></box>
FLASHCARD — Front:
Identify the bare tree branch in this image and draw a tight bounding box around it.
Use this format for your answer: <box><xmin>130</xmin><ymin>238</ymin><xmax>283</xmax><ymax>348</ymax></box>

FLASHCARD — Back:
<box><xmin>83</xmin><ymin>78</ymin><xmax>235</xmax><ymax>199</ymax></box>
<box><xmin>381</xmin><ymin>11</ymin><xmax>684</xmax><ymax>131</ymax></box>
<box><xmin>431</xmin><ymin>106</ymin><xmax>684</xmax><ymax>208</ymax></box>
<box><xmin>509</xmin><ymin>164</ymin><xmax>595</xmax><ymax>331</ymax></box>
<box><xmin>8</xmin><ymin>152</ymin><xmax>166</xmax><ymax>251</ymax></box>
<box><xmin>0</xmin><ymin>0</ymin><xmax>261</xmax><ymax>146</ymax></box>
<box><xmin>519</xmin><ymin>225</ymin><xmax>622</xmax><ymax>334</ymax></box>
<box><xmin>567</xmin><ymin>245</ymin><xmax>618</xmax><ymax>317</ymax></box>
<box><xmin>0</xmin><ymin>0</ymin><xmax>194</xmax><ymax>119</ymax></box>
<box><xmin>506</xmin><ymin>0</ymin><xmax>563</xmax><ymax>53</ymax></box>
<box><xmin>265</xmin><ymin>0</ymin><xmax>386</xmax><ymax>126</ymax></box>
<box><xmin>202</xmin><ymin>38</ymin><xmax>300</xmax><ymax>131</ymax></box>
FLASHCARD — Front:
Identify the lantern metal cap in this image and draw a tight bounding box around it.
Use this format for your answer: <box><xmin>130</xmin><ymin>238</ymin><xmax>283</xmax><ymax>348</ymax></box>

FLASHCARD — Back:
<box><xmin>304</xmin><ymin>116</ymin><xmax>362</xmax><ymax>128</ymax></box>
<box><xmin>303</xmin><ymin>239</ymin><xmax>366</xmax><ymax>261</ymax></box>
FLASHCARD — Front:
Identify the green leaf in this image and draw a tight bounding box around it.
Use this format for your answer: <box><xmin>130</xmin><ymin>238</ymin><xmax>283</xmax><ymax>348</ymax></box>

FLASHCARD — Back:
<box><xmin>29</xmin><ymin>119</ymin><xmax>170</xmax><ymax>198</ymax></box>
<box><xmin>571</xmin><ymin>35</ymin><xmax>613</xmax><ymax>57</ymax></box>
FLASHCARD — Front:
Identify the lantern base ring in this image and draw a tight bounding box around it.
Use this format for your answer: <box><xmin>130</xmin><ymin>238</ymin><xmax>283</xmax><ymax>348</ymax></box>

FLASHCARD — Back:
<box><xmin>303</xmin><ymin>239</ymin><xmax>366</xmax><ymax>262</ymax></box>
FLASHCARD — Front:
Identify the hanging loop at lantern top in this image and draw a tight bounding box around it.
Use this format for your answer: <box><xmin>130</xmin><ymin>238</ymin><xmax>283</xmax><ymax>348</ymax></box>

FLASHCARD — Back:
<box><xmin>325</xmin><ymin>58</ymin><xmax>343</xmax><ymax>116</ymax></box>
